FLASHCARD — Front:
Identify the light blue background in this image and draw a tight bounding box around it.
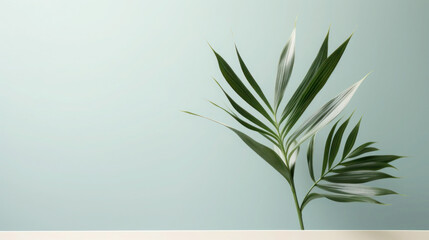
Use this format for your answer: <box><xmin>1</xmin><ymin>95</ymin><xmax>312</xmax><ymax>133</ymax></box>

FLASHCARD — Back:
<box><xmin>0</xmin><ymin>0</ymin><xmax>428</xmax><ymax>230</ymax></box>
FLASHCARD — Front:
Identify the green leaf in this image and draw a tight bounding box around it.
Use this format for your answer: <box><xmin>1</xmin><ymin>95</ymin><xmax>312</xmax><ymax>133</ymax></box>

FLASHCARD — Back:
<box><xmin>302</xmin><ymin>193</ymin><xmax>384</xmax><ymax>209</ymax></box>
<box><xmin>235</xmin><ymin>46</ymin><xmax>273</xmax><ymax>112</ymax></box>
<box><xmin>211</xmin><ymin>48</ymin><xmax>274</xmax><ymax>125</ymax></box>
<box><xmin>282</xmin><ymin>35</ymin><xmax>352</xmax><ymax>133</ymax></box>
<box><xmin>318</xmin><ymin>183</ymin><xmax>397</xmax><ymax>196</ymax></box>
<box><xmin>280</xmin><ymin>30</ymin><xmax>329</xmax><ymax>123</ymax></box>
<box><xmin>183</xmin><ymin>111</ymin><xmax>291</xmax><ymax>183</ymax></box>
<box><xmin>301</xmin><ymin>193</ymin><xmax>324</xmax><ymax>210</ymax></box>
<box><xmin>209</xmin><ymin>101</ymin><xmax>278</xmax><ymax>145</ymax></box>
<box><xmin>324</xmin><ymin>171</ymin><xmax>396</xmax><ymax>183</ymax></box>
<box><xmin>332</xmin><ymin>162</ymin><xmax>395</xmax><ymax>173</ymax></box>
<box><xmin>342</xmin><ymin>118</ymin><xmax>361</xmax><ymax>159</ymax></box>
<box><xmin>346</xmin><ymin>142</ymin><xmax>377</xmax><ymax>158</ymax></box>
<box><xmin>286</xmin><ymin>73</ymin><xmax>369</xmax><ymax>155</ymax></box>
<box><xmin>214</xmin><ymin>80</ymin><xmax>275</xmax><ymax>135</ymax></box>
<box><xmin>274</xmin><ymin>27</ymin><xmax>296</xmax><ymax>111</ymax></box>
<box><xmin>322</xmin><ymin>121</ymin><xmax>339</xmax><ymax>175</ymax></box>
<box><xmin>328</xmin><ymin>117</ymin><xmax>351</xmax><ymax>167</ymax></box>
<box><xmin>231</xmin><ymin>128</ymin><xmax>291</xmax><ymax>183</ymax></box>
<box><xmin>342</xmin><ymin>155</ymin><xmax>403</xmax><ymax>166</ymax></box>
<box><xmin>307</xmin><ymin>136</ymin><xmax>316</xmax><ymax>181</ymax></box>
<box><xmin>322</xmin><ymin>193</ymin><xmax>383</xmax><ymax>204</ymax></box>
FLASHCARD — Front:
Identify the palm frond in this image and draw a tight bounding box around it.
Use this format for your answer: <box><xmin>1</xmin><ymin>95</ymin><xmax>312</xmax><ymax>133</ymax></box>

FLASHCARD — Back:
<box><xmin>301</xmin><ymin>117</ymin><xmax>402</xmax><ymax>210</ymax></box>
<box><xmin>184</xmin><ymin>25</ymin><xmax>402</xmax><ymax>230</ymax></box>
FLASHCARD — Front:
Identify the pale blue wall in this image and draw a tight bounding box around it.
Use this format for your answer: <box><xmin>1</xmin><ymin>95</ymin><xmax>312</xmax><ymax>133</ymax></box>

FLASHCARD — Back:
<box><xmin>0</xmin><ymin>0</ymin><xmax>428</xmax><ymax>230</ymax></box>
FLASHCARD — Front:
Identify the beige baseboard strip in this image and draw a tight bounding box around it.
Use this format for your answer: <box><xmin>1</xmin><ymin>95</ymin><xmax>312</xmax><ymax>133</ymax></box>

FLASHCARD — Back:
<box><xmin>0</xmin><ymin>230</ymin><xmax>427</xmax><ymax>240</ymax></box>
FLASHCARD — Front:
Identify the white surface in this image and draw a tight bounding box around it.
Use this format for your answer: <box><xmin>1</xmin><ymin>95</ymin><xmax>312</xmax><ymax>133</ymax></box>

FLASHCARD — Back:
<box><xmin>0</xmin><ymin>231</ymin><xmax>427</xmax><ymax>240</ymax></box>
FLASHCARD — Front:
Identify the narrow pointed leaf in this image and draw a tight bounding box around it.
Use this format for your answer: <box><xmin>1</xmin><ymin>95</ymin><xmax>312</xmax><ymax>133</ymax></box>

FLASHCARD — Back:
<box><xmin>226</xmin><ymin>127</ymin><xmax>291</xmax><ymax>183</ymax></box>
<box><xmin>342</xmin><ymin>155</ymin><xmax>403</xmax><ymax>166</ymax></box>
<box><xmin>214</xmin><ymin>80</ymin><xmax>275</xmax><ymax>135</ymax></box>
<box><xmin>274</xmin><ymin>27</ymin><xmax>296</xmax><ymax>111</ymax></box>
<box><xmin>322</xmin><ymin>194</ymin><xmax>383</xmax><ymax>204</ymax></box>
<box><xmin>329</xmin><ymin>117</ymin><xmax>350</xmax><ymax>167</ymax></box>
<box><xmin>302</xmin><ymin>193</ymin><xmax>383</xmax><ymax>209</ymax></box>
<box><xmin>183</xmin><ymin>111</ymin><xmax>291</xmax><ymax>183</ymax></box>
<box><xmin>318</xmin><ymin>183</ymin><xmax>397</xmax><ymax>196</ymax></box>
<box><xmin>307</xmin><ymin>136</ymin><xmax>316</xmax><ymax>181</ymax></box>
<box><xmin>343</xmin><ymin>119</ymin><xmax>361</xmax><ymax>159</ymax></box>
<box><xmin>235</xmin><ymin>46</ymin><xmax>273</xmax><ymax>112</ymax></box>
<box><xmin>280</xmin><ymin>30</ymin><xmax>329</xmax><ymax>123</ymax></box>
<box><xmin>211</xmin><ymin>49</ymin><xmax>274</xmax><ymax>124</ymax></box>
<box><xmin>347</xmin><ymin>143</ymin><xmax>378</xmax><ymax>158</ymax></box>
<box><xmin>324</xmin><ymin>171</ymin><xmax>396</xmax><ymax>183</ymax></box>
<box><xmin>323</xmin><ymin>121</ymin><xmax>339</xmax><ymax>174</ymax></box>
<box><xmin>333</xmin><ymin>162</ymin><xmax>395</xmax><ymax>173</ymax></box>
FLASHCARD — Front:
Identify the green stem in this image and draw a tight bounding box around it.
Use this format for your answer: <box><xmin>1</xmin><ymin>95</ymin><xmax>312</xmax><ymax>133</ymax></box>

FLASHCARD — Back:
<box><xmin>301</xmin><ymin>157</ymin><xmax>348</xmax><ymax>207</ymax></box>
<box><xmin>273</xmin><ymin>114</ymin><xmax>289</xmax><ymax>169</ymax></box>
<box><xmin>272</xmin><ymin>113</ymin><xmax>304</xmax><ymax>229</ymax></box>
<box><xmin>290</xmin><ymin>182</ymin><xmax>304</xmax><ymax>230</ymax></box>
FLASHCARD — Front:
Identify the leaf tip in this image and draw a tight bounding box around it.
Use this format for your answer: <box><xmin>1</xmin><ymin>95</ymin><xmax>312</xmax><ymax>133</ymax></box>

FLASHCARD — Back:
<box><xmin>212</xmin><ymin>77</ymin><xmax>221</xmax><ymax>86</ymax></box>
<box><xmin>207</xmin><ymin>41</ymin><xmax>214</xmax><ymax>51</ymax></box>
<box><xmin>182</xmin><ymin>110</ymin><xmax>196</xmax><ymax>116</ymax></box>
<box><xmin>208</xmin><ymin>100</ymin><xmax>217</xmax><ymax>106</ymax></box>
<box><xmin>364</xmin><ymin>71</ymin><xmax>373</xmax><ymax>79</ymax></box>
<box><xmin>234</xmin><ymin>44</ymin><xmax>239</xmax><ymax>52</ymax></box>
<box><xmin>348</xmin><ymin>111</ymin><xmax>355</xmax><ymax>120</ymax></box>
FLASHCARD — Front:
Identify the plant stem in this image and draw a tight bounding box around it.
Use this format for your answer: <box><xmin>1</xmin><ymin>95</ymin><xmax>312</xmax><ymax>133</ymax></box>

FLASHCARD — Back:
<box><xmin>290</xmin><ymin>181</ymin><xmax>304</xmax><ymax>230</ymax></box>
<box><xmin>272</xmin><ymin>113</ymin><xmax>304</xmax><ymax>229</ymax></box>
<box><xmin>301</xmin><ymin>157</ymin><xmax>348</xmax><ymax>207</ymax></box>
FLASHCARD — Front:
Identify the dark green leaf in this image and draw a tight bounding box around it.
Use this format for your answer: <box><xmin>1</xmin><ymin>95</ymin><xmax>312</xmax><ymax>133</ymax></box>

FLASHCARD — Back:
<box><xmin>333</xmin><ymin>162</ymin><xmax>395</xmax><ymax>173</ymax></box>
<box><xmin>214</xmin><ymin>80</ymin><xmax>275</xmax><ymax>135</ymax></box>
<box><xmin>322</xmin><ymin>120</ymin><xmax>339</xmax><ymax>175</ymax></box>
<box><xmin>307</xmin><ymin>136</ymin><xmax>316</xmax><ymax>181</ymax></box>
<box><xmin>346</xmin><ymin>142</ymin><xmax>376</xmax><ymax>158</ymax></box>
<box><xmin>318</xmin><ymin>183</ymin><xmax>397</xmax><ymax>196</ymax></box>
<box><xmin>342</xmin><ymin>155</ymin><xmax>403</xmax><ymax>166</ymax></box>
<box><xmin>322</xmin><ymin>193</ymin><xmax>383</xmax><ymax>204</ymax></box>
<box><xmin>302</xmin><ymin>193</ymin><xmax>384</xmax><ymax>209</ymax></box>
<box><xmin>235</xmin><ymin>46</ymin><xmax>273</xmax><ymax>112</ymax></box>
<box><xmin>324</xmin><ymin>171</ymin><xmax>396</xmax><ymax>183</ymax></box>
<box><xmin>280</xmin><ymin>30</ymin><xmax>329</xmax><ymax>123</ymax></box>
<box><xmin>342</xmin><ymin>119</ymin><xmax>361</xmax><ymax>159</ymax></box>
<box><xmin>211</xmin><ymin>48</ymin><xmax>274</xmax><ymax>125</ymax></box>
<box><xmin>231</xmin><ymin>128</ymin><xmax>291</xmax><ymax>183</ymax></box>
<box><xmin>329</xmin><ymin>117</ymin><xmax>350</xmax><ymax>168</ymax></box>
